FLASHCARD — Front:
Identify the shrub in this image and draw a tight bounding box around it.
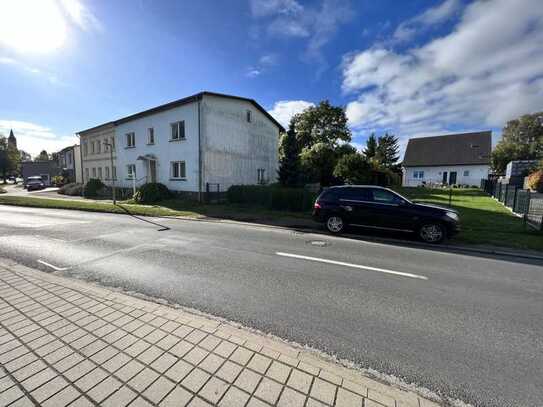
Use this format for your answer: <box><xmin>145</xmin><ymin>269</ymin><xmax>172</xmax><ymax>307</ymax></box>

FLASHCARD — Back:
<box><xmin>227</xmin><ymin>185</ymin><xmax>318</xmax><ymax>212</ymax></box>
<box><xmin>526</xmin><ymin>169</ymin><xmax>543</xmax><ymax>192</ymax></box>
<box><xmin>58</xmin><ymin>183</ymin><xmax>83</xmax><ymax>196</ymax></box>
<box><xmin>83</xmin><ymin>178</ymin><xmax>105</xmax><ymax>197</ymax></box>
<box><xmin>52</xmin><ymin>175</ymin><xmax>66</xmax><ymax>187</ymax></box>
<box><xmin>133</xmin><ymin>183</ymin><xmax>172</xmax><ymax>203</ymax></box>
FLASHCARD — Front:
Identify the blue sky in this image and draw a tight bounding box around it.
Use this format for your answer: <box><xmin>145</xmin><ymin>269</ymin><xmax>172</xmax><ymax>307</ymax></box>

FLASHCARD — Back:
<box><xmin>1</xmin><ymin>0</ymin><xmax>542</xmax><ymax>157</ymax></box>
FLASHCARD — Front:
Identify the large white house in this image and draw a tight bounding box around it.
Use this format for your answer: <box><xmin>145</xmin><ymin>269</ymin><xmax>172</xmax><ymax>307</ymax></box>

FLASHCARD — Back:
<box><xmin>402</xmin><ymin>131</ymin><xmax>491</xmax><ymax>187</ymax></box>
<box><xmin>77</xmin><ymin>92</ymin><xmax>283</xmax><ymax>199</ymax></box>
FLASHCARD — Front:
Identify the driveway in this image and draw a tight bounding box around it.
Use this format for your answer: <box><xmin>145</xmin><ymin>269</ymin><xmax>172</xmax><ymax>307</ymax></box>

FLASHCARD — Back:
<box><xmin>0</xmin><ymin>205</ymin><xmax>542</xmax><ymax>406</ymax></box>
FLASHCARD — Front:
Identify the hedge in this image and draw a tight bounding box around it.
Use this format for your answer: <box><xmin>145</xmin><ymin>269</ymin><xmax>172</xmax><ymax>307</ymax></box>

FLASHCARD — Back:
<box><xmin>227</xmin><ymin>185</ymin><xmax>318</xmax><ymax>212</ymax></box>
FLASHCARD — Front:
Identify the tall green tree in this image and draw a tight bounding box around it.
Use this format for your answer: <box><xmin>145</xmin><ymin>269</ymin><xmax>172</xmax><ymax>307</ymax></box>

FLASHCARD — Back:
<box><xmin>491</xmin><ymin>112</ymin><xmax>543</xmax><ymax>173</ymax></box>
<box><xmin>376</xmin><ymin>133</ymin><xmax>400</xmax><ymax>169</ymax></box>
<box><xmin>278</xmin><ymin>119</ymin><xmax>301</xmax><ymax>186</ymax></box>
<box><xmin>293</xmin><ymin>100</ymin><xmax>351</xmax><ymax>149</ymax></box>
<box><xmin>35</xmin><ymin>150</ymin><xmax>49</xmax><ymax>161</ymax></box>
<box><xmin>0</xmin><ymin>135</ymin><xmax>20</xmax><ymax>182</ymax></box>
<box><xmin>363</xmin><ymin>133</ymin><xmax>378</xmax><ymax>159</ymax></box>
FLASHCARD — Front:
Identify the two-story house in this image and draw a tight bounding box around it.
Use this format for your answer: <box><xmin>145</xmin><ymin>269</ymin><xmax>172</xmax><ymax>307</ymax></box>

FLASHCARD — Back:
<box><xmin>57</xmin><ymin>145</ymin><xmax>82</xmax><ymax>183</ymax></box>
<box><xmin>77</xmin><ymin>92</ymin><xmax>283</xmax><ymax>200</ymax></box>
<box><xmin>78</xmin><ymin>122</ymin><xmax>117</xmax><ymax>185</ymax></box>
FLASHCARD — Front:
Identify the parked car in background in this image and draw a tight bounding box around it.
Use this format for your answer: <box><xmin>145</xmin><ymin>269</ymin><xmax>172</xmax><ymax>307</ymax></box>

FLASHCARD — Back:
<box><xmin>25</xmin><ymin>176</ymin><xmax>46</xmax><ymax>191</ymax></box>
<box><xmin>312</xmin><ymin>185</ymin><xmax>460</xmax><ymax>243</ymax></box>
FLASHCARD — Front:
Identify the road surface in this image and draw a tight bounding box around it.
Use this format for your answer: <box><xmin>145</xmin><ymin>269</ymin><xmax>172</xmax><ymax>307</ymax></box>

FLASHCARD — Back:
<box><xmin>0</xmin><ymin>205</ymin><xmax>542</xmax><ymax>407</ymax></box>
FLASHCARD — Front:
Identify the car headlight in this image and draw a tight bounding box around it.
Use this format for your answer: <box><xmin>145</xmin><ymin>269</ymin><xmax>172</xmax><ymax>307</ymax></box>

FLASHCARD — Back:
<box><xmin>445</xmin><ymin>211</ymin><xmax>459</xmax><ymax>221</ymax></box>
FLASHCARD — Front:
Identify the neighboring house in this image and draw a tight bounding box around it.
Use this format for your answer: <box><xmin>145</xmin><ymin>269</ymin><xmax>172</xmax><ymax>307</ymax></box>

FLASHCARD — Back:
<box><xmin>402</xmin><ymin>131</ymin><xmax>491</xmax><ymax>187</ymax></box>
<box><xmin>77</xmin><ymin>91</ymin><xmax>283</xmax><ymax>199</ymax></box>
<box><xmin>57</xmin><ymin>145</ymin><xmax>82</xmax><ymax>183</ymax></box>
<box><xmin>78</xmin><ymin>122</ymin><xmax>116</xmax><ymax>185</ymax></box>
<box><xmin>21</xmin><ymin>161</ymin><xmax>61</xmax><ymax>186</ymax></box>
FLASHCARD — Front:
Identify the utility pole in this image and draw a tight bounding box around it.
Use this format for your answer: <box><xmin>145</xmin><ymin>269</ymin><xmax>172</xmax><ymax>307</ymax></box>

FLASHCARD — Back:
<box><xmin>104</xmin><ymin>142</ymin><xmax>116</xmax><ymax>204</ymax></box>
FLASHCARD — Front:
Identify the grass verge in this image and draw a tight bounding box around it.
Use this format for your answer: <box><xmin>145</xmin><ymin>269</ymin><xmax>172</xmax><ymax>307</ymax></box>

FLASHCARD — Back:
<box><xmin>395</xmin><ymin>187</ymin><xmax>543</xmax><ymax>251</ymax></box>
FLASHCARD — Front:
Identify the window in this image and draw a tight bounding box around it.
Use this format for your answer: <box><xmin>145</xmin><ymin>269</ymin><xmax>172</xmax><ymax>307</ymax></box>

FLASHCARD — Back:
<box><xmin>96</xmin><ymin>141</ymin><xmax>101</xmax><ymax>154</ymax></box>
<box><xmin>105</xmin><ymin>166</ymin><xmax>110</xmax><ymax>180</ymax></box>
<box><xmin>170</xmin><ymin>161</ymin><xmax>186</xmax><ymax>179</ymax></box>
<box><xmin>170</xmin><ymin>121</ymin><xmax>185</xmax><ymax>141</ymax></box>
<box><xmin>463</xmin><ymin>170</ymin><xmax>470</xmax><ymax>177</ymax></box>
<box><xmin>97</xmin><ymin>167</ymin><xmax>102</xmax><ymax>179</ymax></box>
<box><xmin>147</xmin><ymin>128</ymin><xmax>155</xmax><ymax>144</ymax></box>
<box><xmin>127</xmin><ymin>164</ymin><xmax>136</xmax><ymax>179</ymax></box>
<box><xmin>112</xmin><ymin>166</ymin><xmax>116</xmax><ymax>180</ymax></box>
<box><xmin>413</xmin><ymin>170</ymin><xmax>425</xmax><ymax>179</ymax></box>
<box><xmin>103</xmin><ymin>139</ymin><xmax>109</xmax><ymax>150</ymax></box>
<box><xmin>339</xmin><ymin>187</ymin><xmax>372</xmax><ymax>201</ymax></box>
<box><xmin>91</xmin><ymin>141</ymin><xmax>95</xmax><ymax>154</ymax></box>
<box><xmin>372</xmin><ymin>189</ymin><xmax>403</xmax><ymax>205</ymax></box>
<box><xmin>246</xmin><ymin>110</ymin><xmax>252</xmax><ymax>123</ymax></box>
<box><xmin>92</xmin><ymin>168</ymin><xmax>96</xmax><ymax>178</ymax></box>
<box><xmin>257</xmin><ymin>168</ymin><xmax>266</xmax><ymax>184</ymax></box>
<box><xmin>83</xmin><ymin>142</ymin><xmax>88</xmax><ymax>156</ymax></box>
<box><xmin>126</xmin><ymin>132</ymin><xmax>135</xmax><ymax>148</ymax></box>
<box><xmin>67</xmin><ymin>152</ymin><xmax>72</xmax><ymax>165</ymax></box>
<box><xmin>85</xmin><ymin>168</ymin><xmax>89</xmax><ymax>181</ymax></box>
<box><xmin>111</xmin><ymin>136</ymin><xmax>115</xmax><ymax>150</ymax></box>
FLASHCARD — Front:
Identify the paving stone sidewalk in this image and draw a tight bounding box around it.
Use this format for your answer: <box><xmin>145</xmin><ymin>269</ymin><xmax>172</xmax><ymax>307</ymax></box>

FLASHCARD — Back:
<box><xmin>0</xmin><ymin>259</ymin><xmax>441</xmax><ymax>407</ymax></box>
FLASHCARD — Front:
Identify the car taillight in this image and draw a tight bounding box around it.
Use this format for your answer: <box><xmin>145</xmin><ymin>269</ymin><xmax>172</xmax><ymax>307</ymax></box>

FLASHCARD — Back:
<box><xmin>314</xmin><ymin>201</ymin><xmax>321</xmax><ymax>209</ymax></box>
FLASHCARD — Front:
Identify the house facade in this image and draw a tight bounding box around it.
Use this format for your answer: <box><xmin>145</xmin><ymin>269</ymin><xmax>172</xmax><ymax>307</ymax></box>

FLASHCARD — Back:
<box><xmin>21</xmin><ymin>161</ymin><xmax>61</xmax><ymax>186</ymax></box>
<box><xmin>402</xmin><ymin>131</ymin><xmax>491</xmax><ymax>187</ymax></box>
<box><xmin>78</xmin><ymin>92</ymin><xmax>283</xmax><ymax>199</ymax></box>
<box><xmin>57</xmin><ymin>145</ymin><xmax>82</xmax><ymax>183</ymax></box>
<box><xmin>78</xmin><ymin>123</ymin><xmax>116</xmax><ymax>185</ymax></box>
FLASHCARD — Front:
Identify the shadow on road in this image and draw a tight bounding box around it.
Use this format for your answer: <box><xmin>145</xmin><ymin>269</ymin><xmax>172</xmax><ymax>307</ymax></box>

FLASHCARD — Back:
<box><xmin>115</xmin><ymin>204</ymin><xmax>170</xmax><ymax>231</ymax></box>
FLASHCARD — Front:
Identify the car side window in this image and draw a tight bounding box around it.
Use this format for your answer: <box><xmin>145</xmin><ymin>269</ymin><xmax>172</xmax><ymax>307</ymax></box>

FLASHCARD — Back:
<box><xmin>371</xmin><ymin>189</ymin><xmax>402</xmax><ymax>204</ymax></box>
<box><xmin>339</xmin><ymin>188</ymin><xmax>372</xmax><ymax>201</ymax></box>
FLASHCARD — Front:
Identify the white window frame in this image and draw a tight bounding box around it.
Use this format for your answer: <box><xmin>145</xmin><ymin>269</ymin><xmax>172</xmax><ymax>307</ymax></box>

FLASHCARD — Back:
<box><xmin>96</xmin><ymin>141</ymin><xmax>101</xmax><ymax>154</ymax></box>
<box><xmin>126</xmin><ymin>164</ymin><xmax>136</xmax><ymax>179</ymax></box>
<box><xmin>97</xmin><ymin>167</ymin><xmax>102</xmax><ymax>180</ymax></box>
<box><xmin>463</xmin><ymin>170</ymin><xmax>470</xmax><ymax>177</ymax></box>
<box><xmin>413</xmin><ymin>170</ymin><xmax>425</xmax><ymax>179</ymax></box>
<box><xmin>170</xmin><ymin>161</ymin><xmax>186</xmax><ymax>180</ymax></box>
<box><xmin>147</xmin><ymin>128</ymin><xmax>155</xmax><ymax>144</ymax></box>
<box><xmin>170</xmin><ymin>121</ymin><xmax>185</xmax><ymax>141</ymax></box>
<box><xmin>92</xmin><ymin>168</ymin><xmax>96</xmax><ymax>178</ymax></box>
<box><xmin>91</xmin><ymin>141</ymin><xmax>95</xmax><ymax>154</ymax></box>
<box><xmin>126</xmin><ymin>132</ymin><xmax>135</xmax><ymax>148</ymax></box>
<box><xmin>257</xmin><ymin>168</ymin><xmax>266</xmax><ymax>184</ymax></box>
<box><xmin>105</xmin><ymin>166</ymin><xmax>110</xmax><ymax>180</ymax></box>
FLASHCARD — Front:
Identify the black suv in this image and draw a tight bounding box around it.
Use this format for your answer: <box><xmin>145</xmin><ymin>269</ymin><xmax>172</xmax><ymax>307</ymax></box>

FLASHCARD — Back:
<box><xmin>312</xmin><ymin>186</ymin><xmax>460</xmax><ymax>243</ymax></box>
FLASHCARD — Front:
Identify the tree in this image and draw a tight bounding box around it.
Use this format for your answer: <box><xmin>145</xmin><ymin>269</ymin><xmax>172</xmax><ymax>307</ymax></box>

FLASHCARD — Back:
<box><xmin>376</xmin><ymin>133</ymin><xmax>400</xmax><ymax>169</ymax></box>
<box><xmin>333</xmin><ymin>153</ymin><xmax>372</xmax><ymax>184</ymax></box>
<box><xmin>35</xmin><ymin>150</ymin><xmax>49</xmax><ymax>161</ymax></box>
<box><xmin>300</xmin><ymin>143</ymin><xmax>339</xmax><ymax>186</ymax></box>
<box><xmin>0</xmin><ymin>135</ymin><xmax>20</xmax><ymax>182</ymax></box>
<box><xmin>491</xmin><ymin>112</ymin><xmax>543</xmax><ymax>173</ymax></box>
<box><xmin>278</xmin><ymin>119</ymin><xmax>301</xmax><ymax>186</ymax></box>
<box><xmin>292</xmin><ymin>100</ymin><xmax>351</xmax><ymax>149</ymax></box>
<box><xmin>19</xmin><ymin>150</ymin><xmax>31</xmax><ymax>162</ymax></box>
<box><xmin>363</xmin><ymin>133</ymin><xmax>378</xmax><ymax>159</ymax></box>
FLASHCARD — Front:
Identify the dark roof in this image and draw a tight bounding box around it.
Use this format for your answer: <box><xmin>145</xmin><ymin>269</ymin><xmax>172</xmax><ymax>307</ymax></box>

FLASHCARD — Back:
<box><xmin>77</xmin><ymin>91</ymin><xmax>284</xmax><ymax>134</ymax></box>
<box><xmin>402</xmin><ymin>131</ymin><xmax>491</xmax><ymax>167</ymax></box>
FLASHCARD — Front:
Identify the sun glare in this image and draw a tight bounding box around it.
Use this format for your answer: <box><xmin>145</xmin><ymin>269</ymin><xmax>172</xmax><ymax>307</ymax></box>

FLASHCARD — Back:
<box><xmin>0</xmin><ymin>0</ymin><xmax>66</xmax><ymax>52</ymax></box>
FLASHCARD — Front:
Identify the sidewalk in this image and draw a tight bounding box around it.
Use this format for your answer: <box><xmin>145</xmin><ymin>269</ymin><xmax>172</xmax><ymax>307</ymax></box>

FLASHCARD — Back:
<box><xmin>0</xmin><ymin>259</ymin><xmax>441</xmax><ymax>407</ymax></box>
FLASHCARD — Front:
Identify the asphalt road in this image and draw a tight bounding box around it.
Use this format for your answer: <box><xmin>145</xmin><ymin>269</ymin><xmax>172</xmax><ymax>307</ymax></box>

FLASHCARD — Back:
<box><xmin>0</xmin><ymin>205</ymin><xmax>542</xmax><ymax>407</ymax></box>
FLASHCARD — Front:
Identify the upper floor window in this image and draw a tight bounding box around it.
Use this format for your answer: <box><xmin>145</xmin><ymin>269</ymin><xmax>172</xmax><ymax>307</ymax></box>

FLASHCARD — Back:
<box><xmin>257</xmin><ymin>168</ymin><xmax>266</xmax><ymax>184</ymax></box>
<box><xmin>148</xmin><ymin>128</ymin><xmax>155</xmax><ymax>145</ymax></box>
<box><xmin>83</xmin><ymin>142</ymin><xmax>88</xmax><ymax>156</ymax></box>
<box><xmin>170</xmin><ymin>121</ymin><xmax>185</xmax><ymax>141</ymax></box>
<box><xmin>126</xmin><ymin>132</ymin><xmax>135</xmax><ymax>148</ymax></box>
<box><xmin>246</xmin><ymin>110</ymin><xmax>252</xmax><ymax>123</ymax></box>
<box><xmin>96</xmin><ymin>141</ymin><xmax>101</xmax><ymax>154</ymax></box>
<box><xmin>91</xmin><ymin>141</ymin><xmax>95</xmax><ymax>154</ymax></box>
<box><xmin>110</xmin><ymin>136</ymin><xmax>115</xmax><ymax>150</ymax></box>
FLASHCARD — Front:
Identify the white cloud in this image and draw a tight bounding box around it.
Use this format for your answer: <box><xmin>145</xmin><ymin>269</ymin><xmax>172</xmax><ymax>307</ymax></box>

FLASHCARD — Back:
<box><xmin>0</xmin><ymin>56</ymin><xmax>64</xmax><ymax>85</ymax></box>
<box><xmin>59</xmin><ymin>0</ymin><xmax>102</xmax><ymax>32</ymax></box>
<box><xmin>268</xmin><ymin>100</ymin><xmax>315</xmax><ymax>128</ymax></box>
<box><xmin>250</xmin><ymin>0</ymin><xmax>353</xmax><ymax>72</ymax></box>
<box><xmin>343</xmin><ymin>0</ymin><xmax>543</xmax><ymax>150</ymax></box>
<box><xmin>393</xmin><ymin>0</ymin><xmax>461</xmax><ymax>43</ymax></box>
<box><xmin>246</xmin><ymin>53</ymin><xmax>279</xmax><ymax>78</ymax></box>
<box><xmin>0</xmin><ymin>120</ymin><xmax>77</xmax><ymax>157</ymax></box>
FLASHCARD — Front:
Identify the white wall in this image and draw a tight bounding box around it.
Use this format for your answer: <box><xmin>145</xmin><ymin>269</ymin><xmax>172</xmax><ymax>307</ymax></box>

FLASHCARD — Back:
<box><xmin>403</xmin><ymin>165</ymin><xmax>489</xmax><ymax>187</ymax></box>
<box><xmin>115</xmin><ymin>103</ymin><xmax>200</xmax><ymax>192</ymax></box>
<box><xmin>201</xmin><ymin>94</ymin><xmax>280</xmax><ymax>191</ymax></box>
<box><xmin>80</xmin><ymin>125</ymin><xmax>116</xmax><ymax>186</ymax></box>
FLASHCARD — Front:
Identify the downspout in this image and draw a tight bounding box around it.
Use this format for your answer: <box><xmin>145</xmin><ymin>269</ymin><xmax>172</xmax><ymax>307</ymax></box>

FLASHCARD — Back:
<box><xmin>198</xmin><ymin>96</ymin><xmax>202</xmax><ymax>202</ymax></box>
<box><xmin>76</xmin><ymin>133</ymin><xmax>85</xmax><ymax>198</ymax></box>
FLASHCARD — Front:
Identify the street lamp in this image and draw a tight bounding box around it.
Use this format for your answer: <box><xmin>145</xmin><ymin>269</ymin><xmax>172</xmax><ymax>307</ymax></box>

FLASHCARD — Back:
<box><xmin>103</xmin><ymin>142</ymin><xmax>116</xmax><ymax>204</ymax></box>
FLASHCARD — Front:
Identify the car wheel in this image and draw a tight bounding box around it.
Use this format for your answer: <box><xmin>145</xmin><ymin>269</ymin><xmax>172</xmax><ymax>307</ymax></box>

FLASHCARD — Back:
<box><xmin>326</xmin><ymin>215</ymin><xmax>345</xmax><ymax>234</ymax></box>
<box><xmin>418</xmin><ymin>222</ymin><xmax>445</xmax><ymax>243</ymax></box>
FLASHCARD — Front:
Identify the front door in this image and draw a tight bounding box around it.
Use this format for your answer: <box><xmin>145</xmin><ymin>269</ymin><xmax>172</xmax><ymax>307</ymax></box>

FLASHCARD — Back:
<box><xmin>149</xmin><ymin>160</ymin><xmax>157</xmax><ymax>183</ymax></box>
<box><xmin>449</xmin><ymin>171</ymin><xmax>457</xmax><ymax>185</ymax></box>
<box><xmin>442</xmin><ymin>171</ymin><xmax>448</xmax><ymax>185</ymax></box>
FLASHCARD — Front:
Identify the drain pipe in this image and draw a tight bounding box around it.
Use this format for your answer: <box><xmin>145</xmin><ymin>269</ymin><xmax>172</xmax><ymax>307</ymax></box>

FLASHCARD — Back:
<box><xmin>198</xmin><ymin>96</ymin><xmax>202</xmax><ymax>202</ymax></box>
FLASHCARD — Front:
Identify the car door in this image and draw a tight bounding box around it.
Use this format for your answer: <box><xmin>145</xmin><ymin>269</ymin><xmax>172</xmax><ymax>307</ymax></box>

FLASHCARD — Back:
<box><xmin>337</xmin><ymin>187</ymin><xmax>375</xmax><ymax>226</ymax></box>
<box><xmin>369</xmin><ymin>188</ymin><xmax>416</xmax><ymax>232</ymax></box>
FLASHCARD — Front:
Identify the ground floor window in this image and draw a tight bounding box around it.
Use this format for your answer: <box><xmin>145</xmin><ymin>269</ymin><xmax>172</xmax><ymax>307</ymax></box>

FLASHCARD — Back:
<box><xmin>127</xmin><ymin>164</ymin><xmax>136</xmax><ymax>179</ymax></box>
<box><xmin>85</xmin><ymin>168</ymin><xmax>89</xmax><ymax>181</ymax></box>
<box><xmin>105</xmin><ymin>166</ymin><xmax>110</xmax><ymax>179</ymax></box>
<box><xmin>92</xmin><ymin>168</ymin><xmax>96</xmax><ymax>178</ymax></box>
<box><xmin>98</xmin><ymin>168</ymin><xmax>102</xmax><ymax>180</ymax></box>
<box><xmin>257</xmin><ymin>168</ymin><xmax>266</xmax><ymax>184</ymax></box>
<box><xmin>463</xmin><ymin>170</ymin><xmax>470</xmax><ymax>177</ymax></box>
<box><xmin>170</xmin><ymin>161</ymin><xmax>186</xmax><ymax>179</ymax></box>
<box><xmin>413</xmin><ymin>170</ymin><xmax>424</xmax><ymax>179</ymax></box>
<box><xmin>112</xmin><ymin>166</ymin><xmax>117</xmax><ymax>180</ymax></box>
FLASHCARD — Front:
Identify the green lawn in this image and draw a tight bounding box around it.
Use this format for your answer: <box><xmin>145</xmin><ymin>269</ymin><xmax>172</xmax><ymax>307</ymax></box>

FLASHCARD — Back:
<box><xmin>394</xmin><ymin>187</ymin><xmax>542</xmax><ymax>251</ymax></box>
